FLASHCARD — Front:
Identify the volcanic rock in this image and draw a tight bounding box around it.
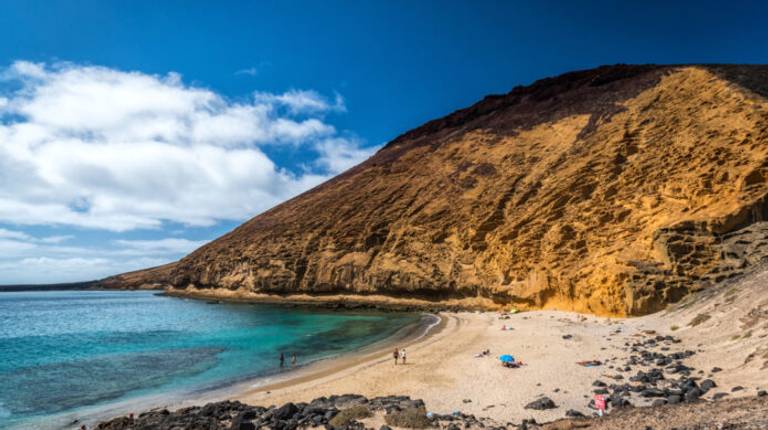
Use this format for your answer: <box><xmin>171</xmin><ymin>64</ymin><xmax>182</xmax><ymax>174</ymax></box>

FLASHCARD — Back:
<box><xmin>700</xmin><ymin>379</ymin><xmax>717</xmax><ymax>392</ymax></box>
<box><xmin>565</xmin><ymin>409</ymin><xmax>585</xmax><ymax>418</ymax></box>
<box><xmin>525</xmin><ymin>397</ymin><xmax>557</xmax><ymax>410</ymax></box>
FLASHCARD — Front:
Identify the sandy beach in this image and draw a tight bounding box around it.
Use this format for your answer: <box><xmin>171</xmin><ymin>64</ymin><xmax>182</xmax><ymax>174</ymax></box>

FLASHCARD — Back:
<box><xmin>90</xmin><ymin>269</ymin><xmax>768</xmax><ymax>429</ymax></box>
<box><xmin>215</xmin><ymin>311</ymin><xmax>620</xmax><ymax>424</ymax></box>
<box><xmin>216</xmin><ymin>268</ymin><xmax>768</xmax><ymax>426</ymax></box>
<box><xmin>153</xmin><ymin>271</ymin><xmax>768</xmax><ymax>425</ymax></box>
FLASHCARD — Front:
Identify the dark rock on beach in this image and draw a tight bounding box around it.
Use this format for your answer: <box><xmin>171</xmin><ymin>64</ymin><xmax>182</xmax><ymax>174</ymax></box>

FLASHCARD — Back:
<box><xmin>94</xmin><ymin>388</ymin><xmax>768</xmax><ymax>430</ymax></box>
<box><xmin>524</xmin><ymin>397</ymin><xmax>557</xmax><ymax>410</ymax></box>
<box><xmin>274</xmin><ymin>402</ymin><xmax>299</xmax><ymax>420</ymax></box>
<box><xmin>684</xmin><ymin>387</ymin><xmax>702</xmax><ymax>403</ymax></box>
<box><xmin>95</xmin><ymin>395</ymin><xmax>491</xmax><ymax>430</ymax></box>
<box><xmin>565</xmin><ymin>409</ymin><xmax>585</xmax><ymax>418</ymax></box>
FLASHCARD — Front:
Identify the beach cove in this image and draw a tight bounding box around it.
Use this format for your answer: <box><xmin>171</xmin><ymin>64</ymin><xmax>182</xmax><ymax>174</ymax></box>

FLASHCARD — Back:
<box><xmin>0</xmin><ymin>290</ymin><xmax>424</xmax><ymax>429</ymax></box>
<box><xmin>157</xmin><ymin>271</ymin><xmax>768</xmax><ymax>429</ymax></box>
<box><xmin>9</xmin><ymin>268</ymin><xmax>768</xmax><ymax>430</ymax></box>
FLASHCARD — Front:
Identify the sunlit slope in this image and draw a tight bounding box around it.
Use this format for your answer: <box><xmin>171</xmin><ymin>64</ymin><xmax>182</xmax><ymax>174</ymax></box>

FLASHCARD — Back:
<box><xmin>105</xmin><ymin>65</ymin><xmax>768</xmax><ymax>316</ymax></box>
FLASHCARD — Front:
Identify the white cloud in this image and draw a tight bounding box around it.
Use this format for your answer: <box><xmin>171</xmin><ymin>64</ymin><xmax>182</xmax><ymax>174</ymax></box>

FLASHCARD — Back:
<box><xmin>0</xmin><ymin>227</ymin><xmax>72</xmax><ymax>244</ymax></box>
<box><xmin>114</xmin><ymin>238</ymin><xmax>208</xmax><ymax>254</ymax></box>
<box><xmin>313</xmin><ymin>137</ymin><xmax>378</xmax><ymax>174</ymax></box>
<box><xmin>253</xmin><ymin>89</ymin><xmax>346</xmax><ymax>115</ymax></box>
<box><xmin>0</xmin><ymin>256</ymin><xmax>169</xmax><ymax>284</ymax></box>
<box><xmin>234</xmin><ymin>61</ymin><xmax>271</xmax><ymax>78</ymax></box>
<box><xmin>37</xmin><ymin>235</ymin><xmax>74</xmax><ymax>244</ymax></box>
<box><xmin>8</xmin><ymin>60</ymin><xmax>47</xmax><ymax>78</ymax></box>
<box><xmin>0</xmin><ymin>228</ymin><xmax>32</xmax><ymax>241</ymax></box>
<box><xmin>0</xmin><ymin>61</ymin><xmax>372</xmax><ymax>231</ymax></box>
<box><xmin>235</xmin><ymin>67</ymin><xmax>259</xmax><ymax>77</ymax></box>
<box><xmin>0</xmin><ymin>227</ymin><xmax>208</xmax><ymax>283</ymax></box>
<box><xmin>0</xmin><ymin>238</ymin><xmax>37</xmax><ymax>254</ymax></box>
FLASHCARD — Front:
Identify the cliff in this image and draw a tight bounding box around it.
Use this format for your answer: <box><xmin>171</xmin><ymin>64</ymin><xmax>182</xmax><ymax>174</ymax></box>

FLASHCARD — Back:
<box><xmin>103</xmin><ymin>64</ymin><xmax>768</xmax><ymax>316</ymax></box>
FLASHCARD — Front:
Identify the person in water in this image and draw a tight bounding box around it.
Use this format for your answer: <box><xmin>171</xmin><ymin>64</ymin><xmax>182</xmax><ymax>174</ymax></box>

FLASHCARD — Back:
<box><xmin>393</xmin><ymin>348</ymin><xmax>399</xmax><ymax>365</ymax></box>
<box><xmin>280</xmin><ymin>352</ymin><xmax>285</xmax><ymax>368</ymax></box>
<box><xmin>291</xmin><ymin>352</ymin><xmax>297</xmax><ymax>367</ymax></box>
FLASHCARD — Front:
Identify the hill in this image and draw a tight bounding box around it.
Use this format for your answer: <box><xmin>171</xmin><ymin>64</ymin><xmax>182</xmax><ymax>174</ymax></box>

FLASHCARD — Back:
<box><xmin>102</xmin><ymin>64</ymin><xmax>768</xmax><ymax>316</ymax></box>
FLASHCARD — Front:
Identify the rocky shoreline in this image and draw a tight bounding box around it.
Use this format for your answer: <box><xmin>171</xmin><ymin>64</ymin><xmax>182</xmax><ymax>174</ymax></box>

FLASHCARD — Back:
<box><xmin>161</xmin><ymin>288</ymin><xmax>492</xmax><ymax>314</ymax></box>
<box><xmin>94</xmin><ymin>392</ymin><xmax>768</xmax><ymax>430</ymax></box>
<box><xmin>95</xmin><ymin>394</ymin><xmax>492</xmax><ymax>430</ymax></box>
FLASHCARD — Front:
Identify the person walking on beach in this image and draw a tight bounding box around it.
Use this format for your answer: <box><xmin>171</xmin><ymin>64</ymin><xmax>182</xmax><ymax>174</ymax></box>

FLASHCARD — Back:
<box><xmin>393</xmin><ymin>348</ymin><xmax>399</xmax><ymax>365</ymax></box>
<box><xmin>400</xmin><ymin>348</ymin><xmax>407</xmax><ymax>365</ymax></box>
<box><xmin>291</xmin><ymin>352</ymin><xmax>297</xmax><ymax>367</ymax></box>
<box><xmin>279</xmin><ymin>352</ymin><xmax>285</xmax><ymax>368</ymax></box>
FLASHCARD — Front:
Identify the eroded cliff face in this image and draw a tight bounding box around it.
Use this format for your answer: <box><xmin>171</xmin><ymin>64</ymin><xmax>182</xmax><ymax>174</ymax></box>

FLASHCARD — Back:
<box><xmin>105</xmin><ymin>65</ymin><xmax>768</xmax><ymax>315</ymax></box>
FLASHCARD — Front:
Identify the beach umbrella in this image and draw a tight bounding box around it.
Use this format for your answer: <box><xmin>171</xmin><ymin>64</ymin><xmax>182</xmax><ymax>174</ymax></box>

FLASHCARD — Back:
<box><xmin>499</xmin><ymin>354</ymin><xmax>515</xmax><ymax>363</ymax></box>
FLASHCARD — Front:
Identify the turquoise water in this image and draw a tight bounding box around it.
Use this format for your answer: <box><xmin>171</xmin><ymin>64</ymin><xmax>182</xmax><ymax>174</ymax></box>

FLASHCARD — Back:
<box><xmin>0</xmin><ymin>290</ymin><xmax>420</xmax><ymax>428</ymax></box>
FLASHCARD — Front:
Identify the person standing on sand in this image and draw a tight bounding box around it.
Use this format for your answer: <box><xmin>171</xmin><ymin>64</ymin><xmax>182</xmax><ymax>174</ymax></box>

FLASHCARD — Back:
<box><xmin>280</xmin><ymin>352</ymin><xmax>285</xmax><ymax>368</ymax></box>
<box><xmin>400</xmin><ymin>348</ymin><xmax>407</xmax><ymax>365</ymax></box>
<box><xmin>393</xmin><ymin>348</ymin><xmax>399</xmax><ymax>365</ymax></box>
<box><xmin>291</xmin><ymin>352</ymin><xmax>297</xmax><ymax>367</ymax></box>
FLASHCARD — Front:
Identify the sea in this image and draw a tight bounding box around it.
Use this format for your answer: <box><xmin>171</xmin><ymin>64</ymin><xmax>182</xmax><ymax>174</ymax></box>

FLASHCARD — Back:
<box><xmin>0</xmin><ymin>290</ymin><xmax>422</xmax><ymax>429</ymax></box>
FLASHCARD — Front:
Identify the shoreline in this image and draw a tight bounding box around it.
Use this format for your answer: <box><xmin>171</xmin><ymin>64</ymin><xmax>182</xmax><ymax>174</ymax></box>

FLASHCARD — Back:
<box><xmin>189</xmin><ymin>311</ymin><xmax>444</xmax><ymax>406</ymax></box>
<box><xmin>30</xmin><ymin>307</ymin><xmax>442</xmax><ymax>430</ymax></box>
<box><xmin>55</xmin><ymin>299</ymin><xmax>768</xmax><ymax>429</ymax></box>
<box><xmin>88</xmin><ymin>310</ymin><xmax>638</xmax><ymax>427</ymax></box>
<box><xmin>222</xmin><ymin>305</ymin><xmax>768</xmax><ymax>426</ymax></box>
<box><xmin>26</xmin><ymin>269</ymin><xmax>768</xmax><ymax>429</ymax></box>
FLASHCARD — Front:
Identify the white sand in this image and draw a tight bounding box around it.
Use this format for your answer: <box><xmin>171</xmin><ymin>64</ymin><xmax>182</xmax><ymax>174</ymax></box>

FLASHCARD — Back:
<box><xmin>232</xmin><ymin>311</ymin><xmax>633</xmax><ymax>424</ymax></box>
<box><xmin>228</xmin><ymin>266</ymin><xmax>768</xmax><ymax>425</ymax></box>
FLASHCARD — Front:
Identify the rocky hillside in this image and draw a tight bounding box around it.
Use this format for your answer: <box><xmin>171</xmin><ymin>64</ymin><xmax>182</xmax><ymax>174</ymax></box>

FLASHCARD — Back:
<box><xmin>103</xmin><ymin>64</ymin><xmax>768</xmax><ymax>316</ymax></box>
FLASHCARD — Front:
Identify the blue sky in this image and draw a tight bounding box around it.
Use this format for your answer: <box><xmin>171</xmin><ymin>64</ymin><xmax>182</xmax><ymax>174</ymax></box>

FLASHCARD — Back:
<box><xmin>0</xmin><ymin>1</ymin><xmax>766</xmax><ymax>284</ymax></box>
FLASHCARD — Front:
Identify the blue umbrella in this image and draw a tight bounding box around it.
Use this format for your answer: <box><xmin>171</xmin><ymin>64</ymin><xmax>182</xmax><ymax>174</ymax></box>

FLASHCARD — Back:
<box><xmin>499</xmin><ymin>354</ymin><xmax>515</xmax><ymax>363</ymax></box>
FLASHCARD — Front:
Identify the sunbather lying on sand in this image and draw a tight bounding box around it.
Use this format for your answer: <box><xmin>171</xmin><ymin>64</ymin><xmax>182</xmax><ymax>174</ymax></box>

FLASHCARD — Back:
<box><xmin>502</xmin><ymin>360</ymin><xmax>525</xmax><ymax>368</ymax></box>
<box><xmin>474</xmin><ymin>349</ymin><xmax>491</xmax><ymax>358</ymax></box>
